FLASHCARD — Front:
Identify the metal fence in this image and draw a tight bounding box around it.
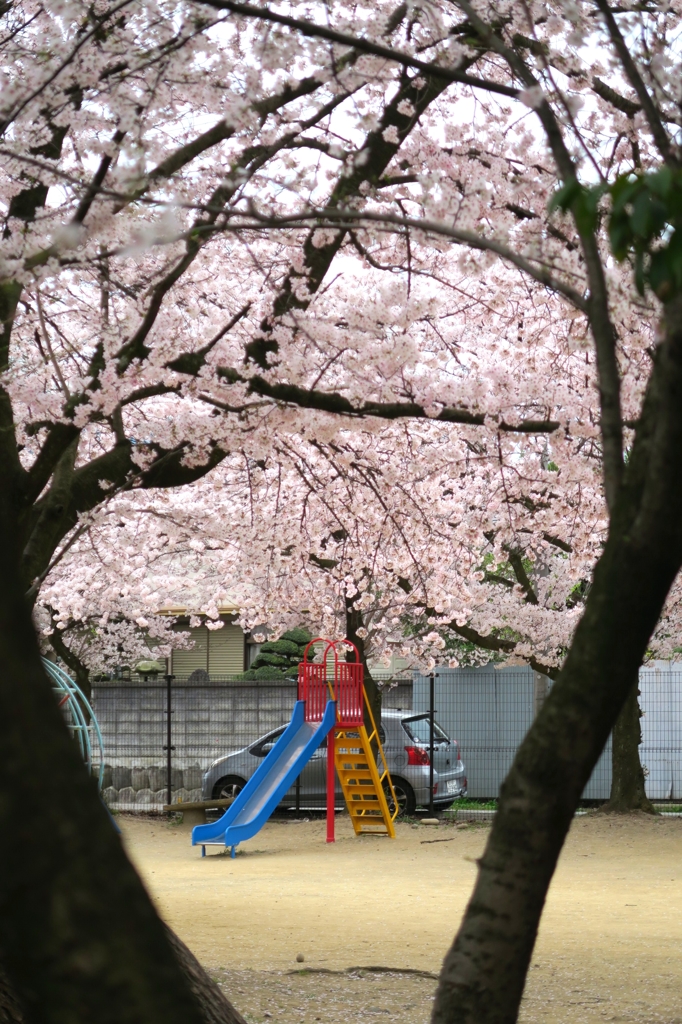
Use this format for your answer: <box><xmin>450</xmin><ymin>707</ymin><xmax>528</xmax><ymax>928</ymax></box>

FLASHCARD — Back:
<box><xmin>413</xmin><ymin>662</ymin><xmax>682</xmax><ymax>801</ymax></box>
<box><xmin>92</xmin><ymin>662</ymin><xmax>682</xmax><ymax>812</ymax></box>
<box><xmin>92</xmin><ymin>674</ymin><xmax>412</xmax><ymax>812</ymax></box>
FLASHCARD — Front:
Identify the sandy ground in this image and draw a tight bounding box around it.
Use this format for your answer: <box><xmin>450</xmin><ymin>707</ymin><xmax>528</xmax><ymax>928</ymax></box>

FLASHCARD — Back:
<box><xmin>120</xmin><ymin>812</ymin><xmax>682</xmax><ymax>1024</ymax></box>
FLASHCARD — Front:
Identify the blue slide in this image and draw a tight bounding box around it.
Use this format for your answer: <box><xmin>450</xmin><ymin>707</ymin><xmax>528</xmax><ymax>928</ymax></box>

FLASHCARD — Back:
<box><xmin>192</xmin><ymin>699</ymin><xmax>336</xmax><ymax>856</ymax></box>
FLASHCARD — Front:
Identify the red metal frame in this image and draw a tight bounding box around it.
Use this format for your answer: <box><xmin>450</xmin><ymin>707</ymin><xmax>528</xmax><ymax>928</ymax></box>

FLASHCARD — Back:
<box><xmin>298</xmin><ymin>638</ymin><xmax>364</xmax><ymax>726</ymax></box>
<box><xmin>298</xmin><ymin>638</ymin><xmax>365</xmax><ymax>843</ymax></box>
<box><xmin>326</xmin><ymin>727</ymin><xmax>336</xmax><ymax>844</ymax></box>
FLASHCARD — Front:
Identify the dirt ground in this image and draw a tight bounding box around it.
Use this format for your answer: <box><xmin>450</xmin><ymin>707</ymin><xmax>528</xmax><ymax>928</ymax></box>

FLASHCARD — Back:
<box><xmin>120</xmin><ymin>812</ymin><xmax>682</xmax><ymax>1024</ymax></box>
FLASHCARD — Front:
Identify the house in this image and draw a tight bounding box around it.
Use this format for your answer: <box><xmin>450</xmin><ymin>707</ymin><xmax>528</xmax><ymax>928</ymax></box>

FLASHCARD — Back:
<box><xmin>155</xmin><ymin>603</ymin><xmax>253</xmax><ymax>679</ymax></box>
<box><xmin>155</xmin><ymin>603</ymin><xmax>412</xmax><ymax>681</ymax></box>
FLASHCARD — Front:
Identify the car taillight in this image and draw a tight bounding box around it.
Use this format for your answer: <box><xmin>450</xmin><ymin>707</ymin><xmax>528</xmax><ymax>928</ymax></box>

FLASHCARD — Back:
<box><xmin>453</xmin><ymin>742</ymin><xmax>460</xmax><ymax>761</ymax></box>
<box><xmin>405</xmin><ymin>745</ymin><xmax>430</xmax><ymax>766</ymax></box>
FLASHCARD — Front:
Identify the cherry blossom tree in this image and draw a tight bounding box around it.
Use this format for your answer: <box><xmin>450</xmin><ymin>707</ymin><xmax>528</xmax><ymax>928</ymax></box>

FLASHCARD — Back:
<box><xmin>41</xmin><ymin>389</ymin><xmax>673</xmax><ymax>804</ymax></box>
<box><xmin>3</xmin><ymin>1</ymin><xmax>682</xmax><ymax>1023</ymax></box>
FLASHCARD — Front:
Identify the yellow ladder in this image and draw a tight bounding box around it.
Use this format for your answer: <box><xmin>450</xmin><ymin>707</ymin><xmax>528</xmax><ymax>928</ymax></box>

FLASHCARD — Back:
<box><xmin>334</xmin><ymin>697</ymin><xmax>398</xmax><ymax>837</ymax></box>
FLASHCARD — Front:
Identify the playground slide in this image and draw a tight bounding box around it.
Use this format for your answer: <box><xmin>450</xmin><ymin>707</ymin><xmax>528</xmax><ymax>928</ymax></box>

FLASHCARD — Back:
<box><xmin>192</xmin><ymin>699</ymin><xmax>336</xmax><ymax>855</ymax></box>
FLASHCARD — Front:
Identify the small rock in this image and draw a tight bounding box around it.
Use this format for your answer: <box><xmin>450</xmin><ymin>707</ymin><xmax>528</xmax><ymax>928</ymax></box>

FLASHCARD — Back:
<box><xmin>295</xmin><ymin>953</ymin><xmax>305</xmax><ymax>963</ymax></box>
<box><xmin>421</xmin><ymin>818</ymin><xmax>440</xmax><ymax>825</ymax></box>
<box><xmin>263</xmin><ymin>1012</ymin><xmax>272</xmax><ymax>1018</ymax></box>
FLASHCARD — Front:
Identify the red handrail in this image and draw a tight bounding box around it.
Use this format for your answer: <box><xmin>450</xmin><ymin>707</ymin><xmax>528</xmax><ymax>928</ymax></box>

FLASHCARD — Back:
<box><xmin>298</xmin><ymin>637</ymin><xmax>363</xmax><ymax>726</ymax></box>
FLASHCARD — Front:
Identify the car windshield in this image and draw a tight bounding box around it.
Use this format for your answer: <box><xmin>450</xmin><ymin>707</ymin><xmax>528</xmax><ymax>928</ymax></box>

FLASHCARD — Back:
<box><xmin>402</xmin><ymin>715</ymin><xmax>450</xmax><ymax>745</ymax></box>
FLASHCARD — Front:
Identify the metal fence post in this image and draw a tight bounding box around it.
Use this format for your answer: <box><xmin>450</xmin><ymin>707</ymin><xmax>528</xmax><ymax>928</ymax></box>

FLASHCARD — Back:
<box><xmin>163</xmin><ymin>674</ymin><xmax>175</xmax><ymax>809</ymax></box>
<box><xmin>429</xmin><ymin>671</ymin><xmax>435</xmax><ymax>816</ymax></box>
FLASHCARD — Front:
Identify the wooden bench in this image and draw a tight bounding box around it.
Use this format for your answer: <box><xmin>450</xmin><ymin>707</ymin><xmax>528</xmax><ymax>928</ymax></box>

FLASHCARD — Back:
<box><xmin>162</xmin><ymin>799</ymin><xmax>232</xmax><ymax>826</ymax></box>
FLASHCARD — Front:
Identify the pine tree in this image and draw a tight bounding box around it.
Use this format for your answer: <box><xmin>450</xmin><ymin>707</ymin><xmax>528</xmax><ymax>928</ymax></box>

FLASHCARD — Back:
<box><xmin>241</xmin><ymin>628</ymin><xmax>312</xmax><ymax>680</ymax></box>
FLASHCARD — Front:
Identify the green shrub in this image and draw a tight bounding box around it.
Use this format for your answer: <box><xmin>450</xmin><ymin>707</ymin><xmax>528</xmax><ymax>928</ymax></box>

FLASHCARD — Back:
<box><xmin>261</xmin><ymin>639</ymin><xmax>300</xmax><ymax>657</ymax></box>
<box><xmin>237</xmin><ymin>627</ymin><xmax>313</xmax><ymax>680</ymax></box>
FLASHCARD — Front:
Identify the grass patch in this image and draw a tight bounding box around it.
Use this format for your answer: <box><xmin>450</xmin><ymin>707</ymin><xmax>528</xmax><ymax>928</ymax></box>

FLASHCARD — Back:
<box><xmin>450</xmin><ymin>798</ymin><xmax>498</xmax><ymax>810</ymax></box>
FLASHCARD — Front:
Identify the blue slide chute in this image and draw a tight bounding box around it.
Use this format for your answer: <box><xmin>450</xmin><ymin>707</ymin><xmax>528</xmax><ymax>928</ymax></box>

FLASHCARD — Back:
<box><xmin>192</xmin><ymin>699</ymin><xmax>336</xmax><ymax>856</ymax></box>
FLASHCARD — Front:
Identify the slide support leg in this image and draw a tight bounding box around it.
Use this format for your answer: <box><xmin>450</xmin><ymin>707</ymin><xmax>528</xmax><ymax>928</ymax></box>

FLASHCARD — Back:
<box><xmin>327</xmin><ymin>727</ymin><xmax>335</xmax><ymax>843</ymax></box>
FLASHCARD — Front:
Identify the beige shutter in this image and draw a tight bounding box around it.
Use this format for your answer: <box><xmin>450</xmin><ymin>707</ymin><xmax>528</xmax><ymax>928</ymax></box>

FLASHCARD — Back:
<box><xmin>171</xmin><ymin>626</ymin><xmax>208</xmax><ymax>676</ymax></box>
<box><xmin>208</xmin><ymin>623</ymin><xmax>244</xmax><ymax>676</ymax></box>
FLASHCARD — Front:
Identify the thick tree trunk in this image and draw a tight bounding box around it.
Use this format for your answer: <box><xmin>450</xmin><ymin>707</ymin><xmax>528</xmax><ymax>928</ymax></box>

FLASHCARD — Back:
<box><xmin>0</xmin><ymin>962</ymin><xmax>23</xmax><ymax>1024</ymax></box>
<box><xmin>344</xmin><ymin>598</ymin><xmax>381</xmax><ymax>733</ymax></box>
<box><xmin>603</xmin><ymin>683</ymin><xmax>654</xmax><ymax>813</ymax></box>
<box><xmin>162</xmin><ymin>926</ymin><xmax>246</xmax><ymax>1024</ymax></box>
<box><xmin>47</xmin><ymin>626</ymin><xmax>93</xmax><ymax>702</ymax></box>
<box><xmin>431</xmin><ymin>294</ymin><xmax>682</xmax><ymax>1024</ymax></box>
<box><xmin>0</xmin><ymin>493</ymin><xmax>241</xmax><ymax>1024</ymax></box>
<box><xmin>0</xmin><ymin>931</ymin><xmax>245</xmax><ymax>1024</ymax></box>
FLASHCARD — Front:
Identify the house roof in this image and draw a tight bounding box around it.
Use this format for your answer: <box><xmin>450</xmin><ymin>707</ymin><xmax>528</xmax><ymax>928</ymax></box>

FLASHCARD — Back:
<box><xmin>156</xmin><ymin>601</ymin><xmax>239</xmax><ymax>616</ymax></box>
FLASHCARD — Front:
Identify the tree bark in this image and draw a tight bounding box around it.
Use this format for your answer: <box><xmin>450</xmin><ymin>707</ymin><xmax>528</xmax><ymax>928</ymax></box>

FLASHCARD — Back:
<box><xmin>344</xmin><ymin>598</ymin><xmax>381</xmax><ymax>734</ymax></box>
<box><xmin>0</xmin><ymin>492</ymin><xmax>242</xmax><ymax>1024</ymax></box>
<box><xmin>431</xmin><ymin>293</ymin><xmax>682</xmax><ymax>1024</ymax></box>
<box><xmin>47</xmin><ymin>625</ymin><xmax>92</xmax><ymax>702</ymax></box>
<box><xmin>0</xmin><ymin>961</ymin><xmax>23</xmax><ymax>1024</ymax></box>
<box><xmin>604</xmin><ymin>682</ymin><xmax>654</xmax><ymax>813</ymax></box>
<box><xmin>162</xmin><ymin>926</ymin><xmax>246</xmax><ymax>1024</ymax></box>
<box><xmin>0</xmin><ymin>930</ymin><xmax>245</xmax><ymax>1024</ymax></box>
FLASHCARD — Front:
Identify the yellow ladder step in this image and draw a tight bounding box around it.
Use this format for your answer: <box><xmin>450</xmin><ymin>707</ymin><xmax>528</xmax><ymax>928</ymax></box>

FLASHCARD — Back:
<box><xmin>334</xmin><ymin>719</ymin><xmax>398</xmax><ymax>838</ymax></box>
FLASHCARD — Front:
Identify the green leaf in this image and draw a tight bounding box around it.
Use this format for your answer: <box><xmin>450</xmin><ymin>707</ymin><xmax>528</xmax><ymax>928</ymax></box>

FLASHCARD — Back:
<box><xmin>549</xmin><ymin>179</ymin><xmax>583</xmax><ymax>214</ymax></box>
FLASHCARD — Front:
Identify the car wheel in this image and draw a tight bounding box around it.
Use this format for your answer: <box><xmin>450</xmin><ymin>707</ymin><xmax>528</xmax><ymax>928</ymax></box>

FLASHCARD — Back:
<box><xmin>383</xmin><ymin>777</ymin><xmax>416</xmax><ymax>817</ymax></box>
<box><xmin>212</xmin><ymin>775</ymin><xmax>246</xmax><ymax>805</ymax></box>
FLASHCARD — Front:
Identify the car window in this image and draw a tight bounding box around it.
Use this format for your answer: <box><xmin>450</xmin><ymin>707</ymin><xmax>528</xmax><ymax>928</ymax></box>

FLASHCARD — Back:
<box><xmin>250</xmin><ymin>728</ymin><xmax>285</xmax><ymax>757</ymax></box>
<box><xmin>402</xmin><ymin>715</ymin><xmax>450</xmax><ymax>745</ymax></box>
<box><xmin>318</xmin><ymin>723</ymin><xmax>385</xmax><ymax>746</ymax></box>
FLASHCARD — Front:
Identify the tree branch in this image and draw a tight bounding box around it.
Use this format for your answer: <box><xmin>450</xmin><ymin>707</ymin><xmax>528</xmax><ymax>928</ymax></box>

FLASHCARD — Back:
<box><xmin>445</xmin><ymin>621</ymin><xmax>558</xmax><ymax>679</ymax></box>
<box><xmin>506</xmin><ymin>548</ymin><xmax>539</xmax><ymax>605</ymax></box>
<box><xmin>592</xmin><ymin>0</ymin><xmax>677</xmax><ymax>166</ymax></box>
<box><xmin>245</xmin><ymin>207</ymin><xmax>589</xmax><ymax>310</ymax></box>
<box><xmin>452</xmin><ymin>0</ymin><xmax>624</xmax><ymax>511</ymax></box>
<box><xmin>216</xmin><ymin>367</ymin><xmax>561</xmax><ymax>432</ymax></box>
<box><xmin>196</xmin><ymin>0</ymin><xmax>519</xmax><ymax>98</ymax></box>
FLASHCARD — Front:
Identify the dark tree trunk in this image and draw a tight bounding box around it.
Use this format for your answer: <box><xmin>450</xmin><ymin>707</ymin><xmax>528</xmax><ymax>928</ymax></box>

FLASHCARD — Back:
<box><xmin>47</xmin><ymin>626</ymin><xmax>92</xmax><ymax>701</ymax></box>
<box><xmin>0</xmin><ymin>931</ymin><xmax>245</xmax><ymax>1024</ymax></box>
<box><xmin>163</xmin><ymin>926</ymin><xmax>246</xmax><ymax>1024</ymax></box>
<box><xmin>604</xmin><ymin>682</ymin><xmax>654</xmax><ymax>813</ymax></box>
<box><xmin>344</xmin><ymin>598</ymin><xmax>381</xmax><ymax>733</ymax></box>
<box><xmin>431</xmin><ymin>294</ymin><xmax>682</xmax><ymax>1024</ymax></box>
<box><xmin>0</xmin><ymin>492</ymin><xmax>242</xmax><ymax>1024</ymax></box>
<box><xmin>0</xmin><ymin>961</ymin><xmax>23</xmax><ymax>1024</ymax></box>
